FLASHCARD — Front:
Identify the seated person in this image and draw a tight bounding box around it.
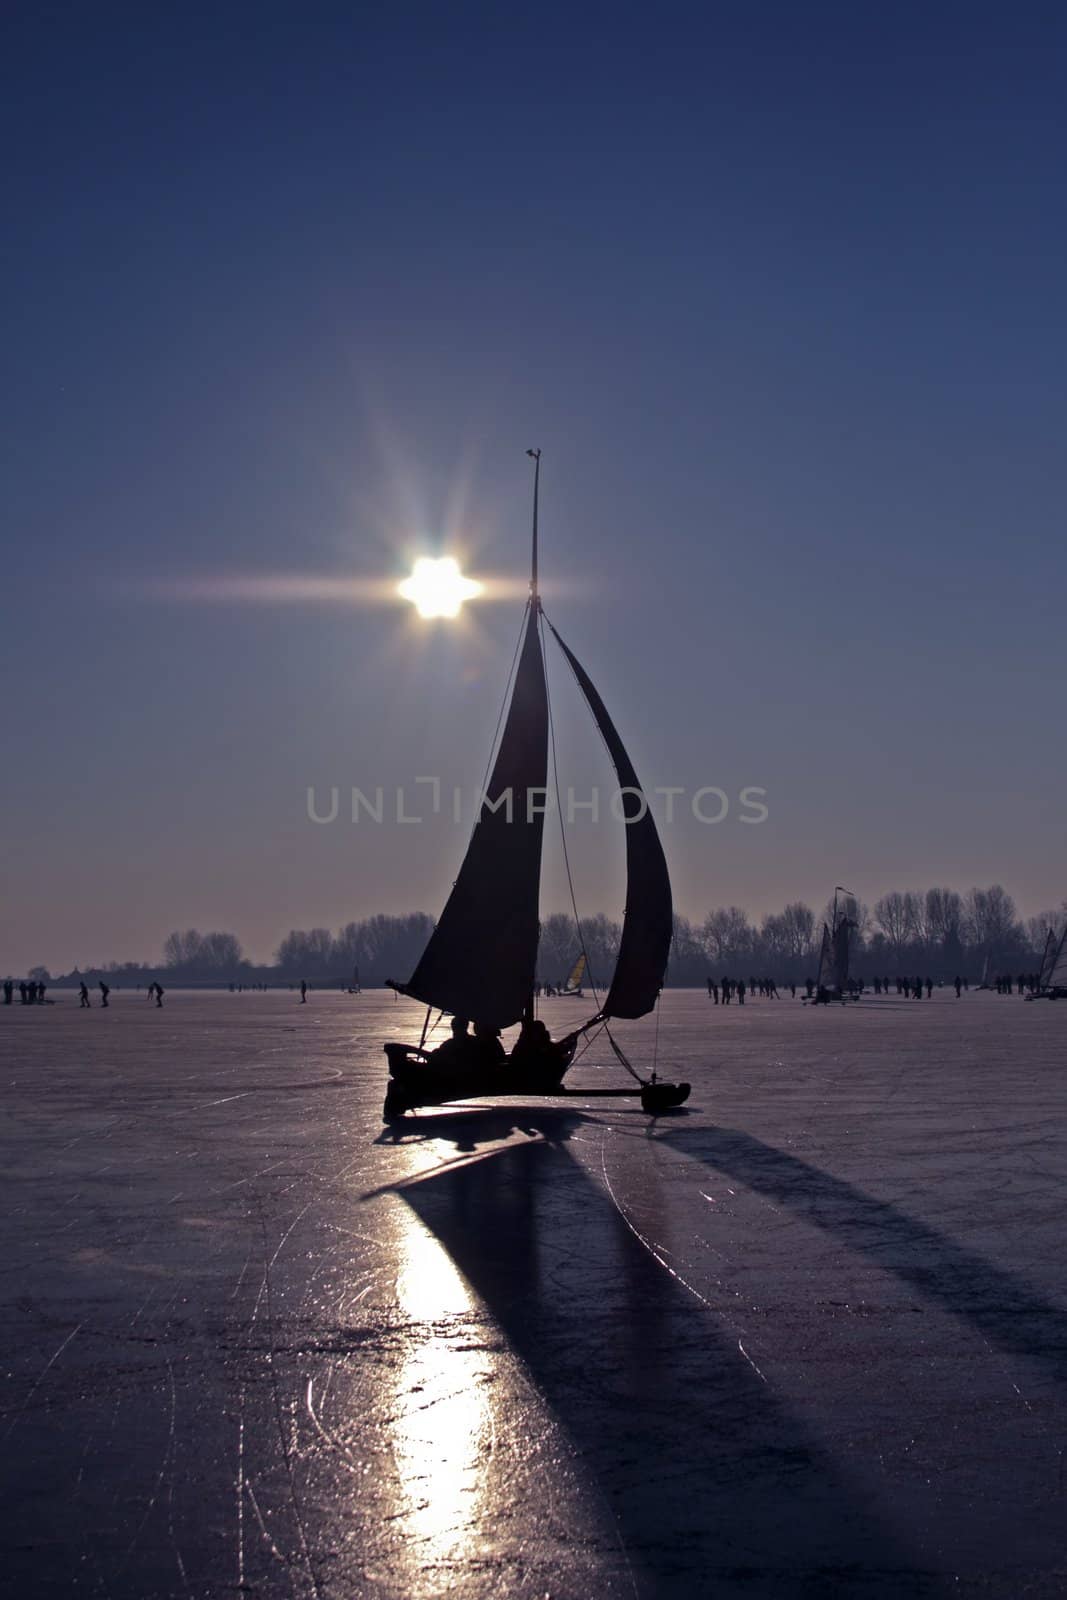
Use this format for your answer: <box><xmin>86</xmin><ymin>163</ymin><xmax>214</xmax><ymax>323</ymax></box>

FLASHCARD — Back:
<box><xmin>471</xmin><ymin>1020</ymin><xmax>506</xmax><ymax>1065</ymax></box>
<box><xmin>428</xmin><ymin>1016</ymin><xmax>475</xmax><ymax>1068</ymax></box>
<box><xmin>510</xmin><ymin>1016</ymin><xmax>553</xmax><ymax>1063</ymax></box>
<box><xmin>509</xmin><ymin>1016</ymin><xmax>579</xmax><ymax>1068</ymax></box>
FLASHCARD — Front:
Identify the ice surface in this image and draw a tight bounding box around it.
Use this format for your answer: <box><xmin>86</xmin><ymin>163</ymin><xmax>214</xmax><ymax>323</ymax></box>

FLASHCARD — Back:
<box><xmin>2</xmin><ymin>987</ymin><xmax>1066</xmax><ymax>1597</ymax></box>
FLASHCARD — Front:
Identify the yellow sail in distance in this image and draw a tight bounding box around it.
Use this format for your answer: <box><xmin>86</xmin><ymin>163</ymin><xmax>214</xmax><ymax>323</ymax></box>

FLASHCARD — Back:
<box><xmin>564</xmin><ymin>953</ymin><xmax>587</xmax><ymax>992</ymax></box>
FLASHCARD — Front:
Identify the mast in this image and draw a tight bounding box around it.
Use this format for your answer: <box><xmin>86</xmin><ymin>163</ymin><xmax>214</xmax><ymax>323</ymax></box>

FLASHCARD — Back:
<box><xmin>526</xmin><ymin>448</ymin><xmax>541</xmax><ymax>608</ymax></box>
<box><xmin>395</xmin><ymin>455</ymin><xmax>549</xmax><ymax>1028</ymax></box>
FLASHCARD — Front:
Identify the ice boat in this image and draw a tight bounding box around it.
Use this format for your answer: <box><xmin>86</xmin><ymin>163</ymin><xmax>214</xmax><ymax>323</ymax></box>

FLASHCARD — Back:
<box><xmin>810</xmin><ymin>888</ymin><xmax>858</xmax><ymax>1004</ymax></box>
<box><xmin>383</xmin><ymin>451</ymin><xmax>690</xmax><ymax>1118</ymax></box>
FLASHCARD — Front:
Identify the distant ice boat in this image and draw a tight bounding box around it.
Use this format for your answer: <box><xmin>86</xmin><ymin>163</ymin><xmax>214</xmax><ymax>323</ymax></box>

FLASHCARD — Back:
<box><xmin>559</xmin><ymin>953</ymin><xmax>587</xmax><ymax>997</ymax></box>
<box><xmin>811</xmin><ymin>888</ymin><xmax>857</xmax><ymax>1004</ymax></box>
<box><xmin>1032</xmin><ymin>923</ymin><xmax>1067</xmax><ymax>1000</ymax></box>
<box><xmin>382</xmin><ymin>452</ymin><xmax>690</xmax><ymax>1118</ymax></box>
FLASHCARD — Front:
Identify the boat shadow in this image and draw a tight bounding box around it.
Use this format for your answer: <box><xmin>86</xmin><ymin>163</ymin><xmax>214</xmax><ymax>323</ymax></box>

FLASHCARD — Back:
<box><xmin>659</xmin><ymin>1125</ymin><xmax>1067</xmax><ymax>1389</ymax></box>
<box><xmin>395</xmin><ymin>1135</ymin><xmax>945</xmax><ymax>1596</ymax></box>
<box><xmin>373</xmin><ymin>1104</ymin><xmax>588</xmax><ymax>1152</ymax></box>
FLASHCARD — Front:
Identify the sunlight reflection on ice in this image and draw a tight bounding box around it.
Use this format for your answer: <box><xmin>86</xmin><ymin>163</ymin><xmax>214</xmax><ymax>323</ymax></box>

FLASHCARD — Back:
<box><xmin>392</xmin><ymin>1211</ymin><xmax>491</xmax><ymax>1571</ymax></box>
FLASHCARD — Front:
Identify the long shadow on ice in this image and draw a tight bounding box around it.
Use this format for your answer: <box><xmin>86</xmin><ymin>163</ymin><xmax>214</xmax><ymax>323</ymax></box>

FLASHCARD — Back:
<box><xmin>398</xmin><ymin>1130</ymin><xmax>945</xmax><ymax>1597</ymax></box>
<box><xmin>661</xmin><ymin>1125</ymin><xmax>1067</xmax><ymax>1385</ymax></box>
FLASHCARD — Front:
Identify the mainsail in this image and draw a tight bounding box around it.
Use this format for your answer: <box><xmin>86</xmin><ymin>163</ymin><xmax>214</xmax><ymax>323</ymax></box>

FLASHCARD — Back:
<box><xmin>398</xmin><ymin>605</ymin><xmax>548</xmax><ymax>1028</ymax></box>
<box><xmin>833</xmin><ymin>914</ymin><xmax>851</xmax><ymax>992</ymax></box>
<box><xmin>546</xmin><ymin>620</ymin><xmax>673</xmax><ymax>1021</ymax></box>
<box><xmin>1038</xmin><ymin>928</ymin><xmax>1057</xmax><ymax>990</ymax></box>
<box><xmin>1046</xmin><ymin>925</ymin><xmax>1067</xmax><ymax>992</ymax></box>
<box><xmin>815</xmin><ymin>923</ymin><xmax>833</xmax><ymax>990</ymax></box>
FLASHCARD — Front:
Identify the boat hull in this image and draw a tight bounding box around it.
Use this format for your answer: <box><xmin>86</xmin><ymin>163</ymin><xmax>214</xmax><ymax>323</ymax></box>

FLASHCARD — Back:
<box><xmin>382</xmin><ymin>1042</ymin><xmax>690</xmax><ymax>1118</ymax></box>
<box><xmin>383</xmin><ymin>1040</ymin><xmax>573</xmax><ymax>1116</ymax></box>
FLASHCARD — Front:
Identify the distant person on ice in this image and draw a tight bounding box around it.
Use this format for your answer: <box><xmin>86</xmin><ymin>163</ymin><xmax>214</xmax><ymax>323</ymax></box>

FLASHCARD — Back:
<box><xmin>79</xmin><ymin>982</ymin><xmax>90</xmax><ymax>1007</ymax></box>
<box><xmin>300</xmin><ymin>980</ymin><xmax>308</xmax><ymax>1003</ymax></box>
<box><xmin>98</xmin><ymin>981</ymin><xmax>110</xmax><ymax>1008</ymax></box>
<box><xmin>155</xmin><ymin>983</ymin><xmax>164</xmax><ymax>1007</ymax></box>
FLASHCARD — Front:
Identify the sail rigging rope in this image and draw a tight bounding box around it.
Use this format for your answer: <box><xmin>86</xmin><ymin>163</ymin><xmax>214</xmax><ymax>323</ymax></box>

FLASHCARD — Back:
<box><xmin>541</xmin><ymin>611</ymin><xmax>645</xmax><ymax>1087</ymax></box>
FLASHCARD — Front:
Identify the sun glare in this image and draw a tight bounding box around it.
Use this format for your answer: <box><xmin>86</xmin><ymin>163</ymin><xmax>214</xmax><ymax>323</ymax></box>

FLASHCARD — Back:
<box><xmin>398</xmin><ymin>557</ymin><xmax>482</xmax><ymax>619</ymax></box>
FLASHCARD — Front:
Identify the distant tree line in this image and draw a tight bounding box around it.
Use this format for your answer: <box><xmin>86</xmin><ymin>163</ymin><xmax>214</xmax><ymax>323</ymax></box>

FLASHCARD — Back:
<box><xmin>31</xmin><ymin>884</ymin><xmax>1064</xmax><ymax>988</ymax></box>
<box><xmin>672</xmin><ymin>885</ymin><xmax>1066</xmax><ymax>984</ymax></box>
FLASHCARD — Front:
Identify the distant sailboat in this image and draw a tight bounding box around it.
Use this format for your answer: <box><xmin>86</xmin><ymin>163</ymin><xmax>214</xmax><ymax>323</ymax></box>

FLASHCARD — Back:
<box><xmin>1024</xmin><ymin>928</ymin><xmax>1058</xmax><ymax>1002</ymax></box>
<box><xmin>560</xmin><ymin>953</ymin><xmax>587</xmax><ymax>996</ymax></box>
<box><xmin>1038</xmin><ymin>929</ymin><xmax>1057</xmax><ymax>990</ymax></box>
<box><xmin>382</xmin><ymin>452</ymin><xmax>690</xmax><ymax>1117</ymax></box>
<box><xmin>1042</xmin><ymin>924</ymin><xmax>1067</xmax><ymax>998</ymax></box>
<box><xmin>977</xmin><ymin>950</ymin><xmax>993</xmax><ymax>990</ymax></box>
<box><xmin>811</xmin><ymin>888</ymin><xmax>856</xmax><ymax>1003</ymax></box>
<box><xmin>814</xmin><ymin>924</ymin><xmax>833</xmax><ymax>995</ymax></box>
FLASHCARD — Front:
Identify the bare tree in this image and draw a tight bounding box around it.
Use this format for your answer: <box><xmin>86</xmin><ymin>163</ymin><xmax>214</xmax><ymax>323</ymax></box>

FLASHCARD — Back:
<box><xmin>538</xmin><ymin>913</ymin><xmax>579</xmax><ymax>980</ymax></box>
<box><xmin>1026</xmin><ymin>913</ymin><xmax>1060</xmax><ymax>955</ymax></box>
<box><xmin>924</xmin><ymin>887</ymin><xmax>963</xmax><ymax>947</ymax></box>
<box><xmin>873</xmin><ymin>892</ymin><xmax>914</xmax><ymax>955</ymax></box>
<box><xmin>199</xmin><ymin>932</ymin><xmax>243</xmax><ymax>969</ymax></box>
<box><xmin>760</xmin><ymin>912</ymin><xmax>789</xmax><ymax>965</ymax></box>
<box><xmin>578</xmin><ymin>914</ymin><xmax>621</xmax><ymax>989</ymax></box>
<box><xmin>780</xmin><ymin>901</ymin><xmax>816</xmax><ymax>961</ymax></box>
<box><xmin>275</xmin><ymin>928</ymin><xmax>334</xmax><ymax>975</ymax></box>
<box><xmin>962</xmin><ymin>885</ymin><xmax>1020</xmax><ymax>952</ymax></box>
<box><xmin>163</xmin><ymin>929</ymin><xmax>205</xmax><ymax>968</ymax></box>
<box><xmin>906</xmin><ymin>891</ymin><xmax>931</xmax><ymax>947</ymax></box>
<box><xmin>702</xmin><ymin>906</ymin><xmax>753</xmax><ymax>965</ymax></box>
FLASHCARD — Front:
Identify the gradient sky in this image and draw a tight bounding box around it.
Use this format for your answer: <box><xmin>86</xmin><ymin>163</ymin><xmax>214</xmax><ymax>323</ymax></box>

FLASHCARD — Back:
<box><xmin>3</xmin><ymin>2</ymin><xmax>1065</xmax><ymax>973</ymax></box>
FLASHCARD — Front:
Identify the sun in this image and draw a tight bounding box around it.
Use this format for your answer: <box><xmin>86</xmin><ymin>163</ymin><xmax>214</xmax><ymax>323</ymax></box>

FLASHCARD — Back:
<box><xmin>398</xmin><ymin>557</ymin><xmax>482</xmax><ymax>619</ymax></box>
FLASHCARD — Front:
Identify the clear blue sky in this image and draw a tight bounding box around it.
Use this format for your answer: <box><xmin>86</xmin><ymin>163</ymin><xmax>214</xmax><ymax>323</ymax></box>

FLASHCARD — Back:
<box><xmin>2</xmin><ymin>2</ymin><xmax>1064</xmax><ymax>972</ymax></box>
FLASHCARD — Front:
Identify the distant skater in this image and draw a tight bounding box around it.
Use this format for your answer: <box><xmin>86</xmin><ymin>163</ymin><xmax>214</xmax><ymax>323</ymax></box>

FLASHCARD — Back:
<box><xmin>300</xmin><ymin>979</ymin><xmax>308</xmax><ymax>1003</ymax></box>
<box><xmin>954</xmin><ymin>975</ymin><xmax>962</xmax><ymax>997</ymax></box>
<box><xmin>79</xmin><ymin>982</ymin><xmax>90</xmax><ymax>1008</ymax></box>
<box><xmin>155</xmin><ymin>983</ymin><xmax>164</xmax><ymax>1008</ymax></box>
<box><xmin>98</xmin><ymin>981</ymin><xmax>110</xmax><ymax>1008</ymax></box>
<box><xmin>737</xmin><ymin>980</ymin><xmax>746</xmax><ymax>1005</ymax></box>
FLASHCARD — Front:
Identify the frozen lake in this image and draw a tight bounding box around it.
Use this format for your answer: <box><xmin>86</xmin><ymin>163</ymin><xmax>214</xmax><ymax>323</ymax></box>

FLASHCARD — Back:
<box><xmin>2</xmin><ymin>987</ymin><xmax>1066</xmax><ymax>1598</ymax></box>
